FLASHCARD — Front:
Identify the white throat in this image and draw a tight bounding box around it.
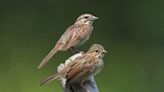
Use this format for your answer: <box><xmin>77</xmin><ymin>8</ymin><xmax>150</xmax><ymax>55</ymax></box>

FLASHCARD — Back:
<box><xmin>85</xmin><ymin>21</ymin><xmax>93</xmax><ymax>25</ymax></box>
<box><xmin>75</xmin><ymin>20</ymin><xmax>93</xmax><ymax>25</ymax></box>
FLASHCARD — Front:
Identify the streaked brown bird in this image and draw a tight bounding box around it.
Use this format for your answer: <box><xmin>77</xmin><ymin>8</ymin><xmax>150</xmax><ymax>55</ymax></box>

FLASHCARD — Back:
<box><xmin>39</xmin><ymin>44</ymin><xmax>107</xmax><ymax>86</ymax></box>
<box><xmin>38</xmin><ymin>14</ymin><xmax>98</xmax><ymax>69</ymax></box>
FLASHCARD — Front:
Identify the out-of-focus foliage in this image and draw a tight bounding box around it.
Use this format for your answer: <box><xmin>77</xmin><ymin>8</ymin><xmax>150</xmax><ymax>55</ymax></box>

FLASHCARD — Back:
<box><xmin>0</xmin><ymin>0</ymin><xmax>164</xmax><ymax>92</ymax></box>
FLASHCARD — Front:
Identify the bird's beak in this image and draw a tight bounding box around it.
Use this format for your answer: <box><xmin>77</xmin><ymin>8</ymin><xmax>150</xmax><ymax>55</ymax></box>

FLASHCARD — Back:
<box><xmin>91</xmin><ymin>16</ymin><xmax>98</xmax><ymax>20</ymax></box>
<box><xmin>102</xmin><ymin>50</ymin><xmax>108</xmax><ymax>53</ymax></box>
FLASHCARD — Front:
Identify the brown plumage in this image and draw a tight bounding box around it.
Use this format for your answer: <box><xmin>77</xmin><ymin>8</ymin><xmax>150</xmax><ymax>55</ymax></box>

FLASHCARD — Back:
<box><xmin>39</xmin><ymin>44</ymin><xmax>107</xmax><ymax>86</ymax></box>
<box><xmin>38</xmin><ymin>14</ymin><xmax>98</xmax><ymax>69</ymax></box>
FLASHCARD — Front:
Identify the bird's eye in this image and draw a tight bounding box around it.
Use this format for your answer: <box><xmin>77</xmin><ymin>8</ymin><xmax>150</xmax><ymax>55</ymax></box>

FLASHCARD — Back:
<box><xmin>84</xmin><ymin>16</ymin><xmax>89</xmax><ymax>19</ymax></box>
<box><xmin>95</xmin><ymin>50</ymin><xmax>98</xmax><ymax>52</ymax></box>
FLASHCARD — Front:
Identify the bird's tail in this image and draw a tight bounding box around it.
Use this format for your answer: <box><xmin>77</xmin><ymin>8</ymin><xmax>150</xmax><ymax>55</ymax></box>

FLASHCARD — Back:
<box><xmin>40</xmin><ymin>73</ymin><xmax>60</xmax><ymax>86</ymax></box>
<box><xmin>38</xmin><ymin>47</ymin><xmax>58</xmax><ymax>69</ymax></box>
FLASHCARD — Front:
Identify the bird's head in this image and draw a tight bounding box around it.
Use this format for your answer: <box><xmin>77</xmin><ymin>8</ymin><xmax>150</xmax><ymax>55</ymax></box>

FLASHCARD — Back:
<box><xmin>75</xmin><ymin>14</ymin><xmax>98</xmax><ymax>25</ymax></box>
<box><xmin>87</xmin><ymin>44</ymin><xmax>107</xmax><ymax>59</ymax></box>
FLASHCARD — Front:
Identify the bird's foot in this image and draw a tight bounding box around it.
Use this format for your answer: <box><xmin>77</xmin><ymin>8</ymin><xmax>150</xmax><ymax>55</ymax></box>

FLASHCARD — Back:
<box><xmin>69</xmin><ymin>47</ymin><xmax>83</xmax><ymax>54</ymax></box>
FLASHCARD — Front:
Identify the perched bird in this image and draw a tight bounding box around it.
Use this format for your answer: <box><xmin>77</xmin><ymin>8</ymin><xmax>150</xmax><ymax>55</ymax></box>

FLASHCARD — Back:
<box><xmin>38</xmin><ymin>14</ymin><xmax>98</xmax><ymax>69</ymax></box>
<box><xmin>39</xmin><ymin>44</ymin><xmax>107</xmax><ymax>87</ymax></box>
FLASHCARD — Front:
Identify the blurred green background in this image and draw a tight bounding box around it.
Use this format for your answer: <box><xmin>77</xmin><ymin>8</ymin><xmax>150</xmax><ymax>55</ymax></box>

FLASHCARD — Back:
<box><xmin>0</xmin><ymin>0</ymin><xmax>164</xmax><ymax>92</ymax></box>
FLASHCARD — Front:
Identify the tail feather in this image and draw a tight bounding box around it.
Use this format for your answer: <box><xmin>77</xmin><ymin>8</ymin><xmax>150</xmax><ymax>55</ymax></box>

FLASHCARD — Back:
<box><xmin>40</xmin><ymin>74</ymin><xmax>60</xmax><ymax>86</ymax></box>
<box><xmin>38</xmin><ymin>47</ymin><xmax>58</xmax><ymax>69</ymax></box>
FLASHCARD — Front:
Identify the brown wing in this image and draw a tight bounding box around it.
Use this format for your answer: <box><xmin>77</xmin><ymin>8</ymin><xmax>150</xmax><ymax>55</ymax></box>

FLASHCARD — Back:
<box><xmin>66</xmin><ymin>61</ymin><xmax>82</xmax><ymax>80</ymax></box>
<box><xmin>57</xmin><ymin>25</ymin><xmax>76</xmax><ymax>47</ymax></box>
<box><xmin>64</xmin><ymin>24</ymin><xmax>92</xmax><ymax>50</ymax></box>
<box><xmin>65</xmin><ymin>54</ymin><xmax>96</xmax><ymax>82</ymax></box>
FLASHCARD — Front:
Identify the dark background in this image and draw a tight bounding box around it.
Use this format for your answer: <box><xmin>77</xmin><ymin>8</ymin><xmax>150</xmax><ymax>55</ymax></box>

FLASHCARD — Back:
<box><xmin>0</xmin><ymin>0</ymin><xmax>164</xmax><ymax>92</ymax></box>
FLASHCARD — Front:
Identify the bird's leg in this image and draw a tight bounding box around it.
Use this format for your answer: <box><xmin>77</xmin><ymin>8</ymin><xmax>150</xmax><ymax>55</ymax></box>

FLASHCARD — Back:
<box><xmin>72</xmin><ymin>47</ymin><xmax>81</xmax><ymax>53</ymax></box>
<box><xmin>69</xmin><ymin>48</ymin><xmax>77</xmax><ymax>54</ymax></box>
<box><xmin>69</xmin><ymin>47</ymin><xmax>81</xmax><ymax>54</ymax></box>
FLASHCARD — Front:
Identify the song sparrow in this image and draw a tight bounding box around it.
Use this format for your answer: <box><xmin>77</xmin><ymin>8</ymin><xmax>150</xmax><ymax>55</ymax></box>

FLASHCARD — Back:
<box><xmin>39</xmin><ymin>44</ymin><xmax>107</xmax><ymax>86</ymax></box>
<box><xmin>38</xmin><ymin>14</ymin><xmax>98</xmax><ymax>69</ymax></box>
